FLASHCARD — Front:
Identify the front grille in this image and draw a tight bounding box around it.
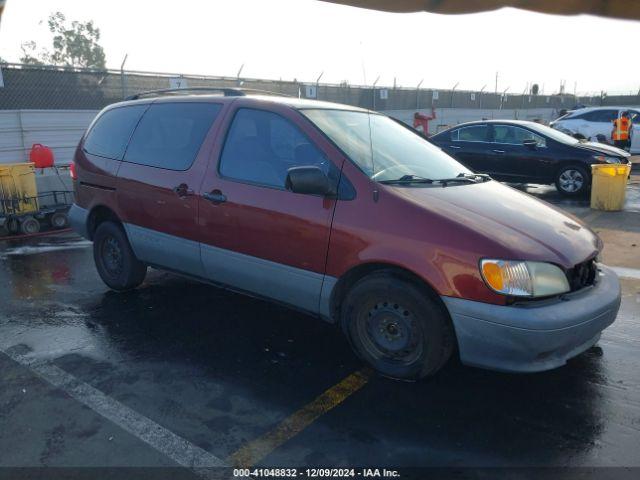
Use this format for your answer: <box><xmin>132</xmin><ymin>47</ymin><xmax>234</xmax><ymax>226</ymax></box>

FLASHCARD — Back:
<box><xmin>566</xmin><ymin>258</ymin><xmax>597</xmax><ymax>292</ymax></box>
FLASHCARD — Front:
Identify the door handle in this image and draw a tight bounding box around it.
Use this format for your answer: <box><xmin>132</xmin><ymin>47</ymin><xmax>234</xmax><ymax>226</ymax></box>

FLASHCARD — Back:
<box><xmin>173</xmin><ymin>183</ymin><xmax>194</xmax><ymax>197</ymax></box>
<box><xmin>448</xmin><ymin>145</ymin><xmax>461</xmax><ymax>149</ymax></box>
<box><xmin>202</xmin><ymin>190</ymin><xmax>227</xmax><ymax>204</ymax></box>
<box><xmin>492</xmin><ymin>149</ymin><xmax>506</xmax><ymax>154</ymax></box>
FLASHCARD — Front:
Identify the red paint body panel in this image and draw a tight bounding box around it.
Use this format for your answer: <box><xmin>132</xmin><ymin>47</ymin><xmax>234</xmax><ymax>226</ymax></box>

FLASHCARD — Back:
<box><xmin>198</xmin><ymin>99</ymin><xmax>341</xmax><ymax>273</ymax></box>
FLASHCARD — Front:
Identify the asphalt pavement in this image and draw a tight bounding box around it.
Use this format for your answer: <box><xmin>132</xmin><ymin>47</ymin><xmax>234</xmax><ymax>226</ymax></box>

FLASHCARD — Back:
<box><xmin>1</xmin><ymin>182</ymin><xmax>639</xmax><ymax>479</ymax></box>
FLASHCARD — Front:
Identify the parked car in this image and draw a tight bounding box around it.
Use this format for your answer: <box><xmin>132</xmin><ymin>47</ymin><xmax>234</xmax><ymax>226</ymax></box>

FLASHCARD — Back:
<box><xmin>69</xmin><ymin>89</ymin><xmax>621</xmax><ymax>380</ymax></box>
<box><xmin>550</xmin><ymin>106</ymin><xmax>640</xmax><ymax>154</ymax></box>
<box><xmin>429</xmin><ymin>119</ymin><xmax>631</xmax><ymax>196</ymax></box>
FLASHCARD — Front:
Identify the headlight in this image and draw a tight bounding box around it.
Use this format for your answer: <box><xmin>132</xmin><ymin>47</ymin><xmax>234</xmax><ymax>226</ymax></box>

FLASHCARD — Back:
<box><xmin>593</xmin><ymin>155</ymin><xmax>621</xmax><ymax>164</ymax></box>
<box><xmin>480</xmin><ymin>259</ymin><xmax>570</xmax><ymax>298</ymax></box>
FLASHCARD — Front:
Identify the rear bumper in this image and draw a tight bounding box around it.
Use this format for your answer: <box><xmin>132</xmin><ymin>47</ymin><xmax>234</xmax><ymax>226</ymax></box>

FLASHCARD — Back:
<box><xmin>68</xmin><ymin>204</ymin><xmax>90</xmax><ymax>239</ymax></box>
<box><xmin>442</xmin><ymin>265</ymin><xmax>621</xmax><ymax>373</ymax></box>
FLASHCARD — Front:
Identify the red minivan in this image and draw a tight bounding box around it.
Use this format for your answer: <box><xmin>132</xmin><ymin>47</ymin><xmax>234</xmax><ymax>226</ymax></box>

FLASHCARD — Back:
<box><xmin>69</xmin><ymin>89</ymin><xmax>621</xmax><ymax>379</ymax></box>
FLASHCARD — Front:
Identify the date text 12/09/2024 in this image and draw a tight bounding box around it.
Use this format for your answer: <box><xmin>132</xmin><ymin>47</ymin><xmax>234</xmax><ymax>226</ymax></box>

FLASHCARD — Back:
<box><xmin>233</xmin><ymin>468</ymin><xmax>401</xmax><ymax>478</ymax></box>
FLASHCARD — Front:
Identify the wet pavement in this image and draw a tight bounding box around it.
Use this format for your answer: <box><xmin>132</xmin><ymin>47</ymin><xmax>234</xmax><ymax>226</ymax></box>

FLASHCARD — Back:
<box><xmin>1</xmin><ymin>184</ymin><xmax>639</xmax><ymax>478</ymax></box>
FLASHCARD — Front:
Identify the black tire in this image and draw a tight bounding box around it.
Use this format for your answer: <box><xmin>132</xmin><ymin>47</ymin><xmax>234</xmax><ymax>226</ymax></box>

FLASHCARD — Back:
<box><xmin>93</xmin><ymin>221</ymin><xmax>147</xmax><ymax>291</ymax></box>
<box><xmin>555</xmin><ymin>164</ymin><xmax>590</xmax><ymax>197</ymax></box>
<box><xmin>49</xmin><ymin>212</ymin><xmax>69</xmax><ymax>229</ymax></box>
<box><xmin>20</xmin><ymin>216</ymin><xmax>40</xmax><ymax>235</ymax></box>
<box><xmin>341</xmin><ymin>272</ymin><xmax>455</xmax><ymax>380</ymax></box>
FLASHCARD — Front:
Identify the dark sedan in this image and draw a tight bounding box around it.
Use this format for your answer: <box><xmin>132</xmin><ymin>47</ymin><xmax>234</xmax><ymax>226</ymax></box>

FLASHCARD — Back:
<box><xmin>429</xmin><ymin>120</ymin><xmax>631</xmax><ymax>196</ymax></box>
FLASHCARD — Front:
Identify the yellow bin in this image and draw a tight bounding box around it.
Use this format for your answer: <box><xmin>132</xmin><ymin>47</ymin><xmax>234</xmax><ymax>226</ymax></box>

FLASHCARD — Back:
<box><xmin>0</xmin><ymin>162</ymin><xmax>38</xmax><ymax>215</ymax></box>
<box><xmin>590</xmin><ymin>164</ymin><xmax>631</xmax><ymax>211</ymax></box>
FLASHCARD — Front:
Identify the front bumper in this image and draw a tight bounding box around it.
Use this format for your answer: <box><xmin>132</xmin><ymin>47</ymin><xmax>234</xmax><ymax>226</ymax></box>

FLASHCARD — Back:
<box><xmin>442</xmin><ymin>265</ymin><xmax>621</xmax><ymax>373</ymax></box>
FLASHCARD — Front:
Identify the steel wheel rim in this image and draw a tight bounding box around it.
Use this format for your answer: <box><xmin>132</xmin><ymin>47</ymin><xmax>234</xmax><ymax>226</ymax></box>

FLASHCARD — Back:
<box><xmin>358</xmin><ymin>300</ymin><xmax>423</xmax><ymax>364</ymax></box>
<box><xmin>101</xmin><ymin>235</ymin><xmax>123</xmax><ymax>276</ymax></box>
<box><xmin>559</xmin><ymin>169</ymin><xmax>584</xmax><ymax>192</ymax></box>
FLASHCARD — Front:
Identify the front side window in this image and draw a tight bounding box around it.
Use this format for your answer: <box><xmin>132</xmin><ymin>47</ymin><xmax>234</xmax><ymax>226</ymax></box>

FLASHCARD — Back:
<box><xmin>302</xmin><ymin>109</ymin><xmax>470</xmax><ymax>182</ymax></box>
<box><xmin>124</xmin><ymin>102</ymin><xmax>222</xmax><ymax>171</ymax></box>
<box><xmin>219</xmin><ymin>109</ymin><xmax>329</xmax><ymax>188</ymax></box>
<box><xmin>493</xmin><ymin>125</ymin><xmax>546</xmax><ymax>147</ymax></box>
<box><xmin>84</xmin><ymin>105</ymin><xmax>147</xmax><ymax>160</ymax></box>
<box><xmin>452</xmin><ymin>125</ymin><xmax>490</xmax><ymax>142</ymax></box>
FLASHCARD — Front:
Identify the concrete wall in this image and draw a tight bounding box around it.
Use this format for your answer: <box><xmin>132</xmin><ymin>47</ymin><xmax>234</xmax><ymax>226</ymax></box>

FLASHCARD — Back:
<box><xmin>0</xmin><ymin>110</ymin><xmax>97</xmax><ymax>165</ymax></box>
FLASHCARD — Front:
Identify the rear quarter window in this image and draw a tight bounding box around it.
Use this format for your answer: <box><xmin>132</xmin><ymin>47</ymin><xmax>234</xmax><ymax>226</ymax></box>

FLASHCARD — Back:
<box><xmin>124</xmin><ymin>102</ymin><xmax>222</xmax><ymax>171</ymax></box>
<box><xmin>83</xmin><ymin>105</ymin><xmax>147</xmax><ymax>160</ymax></box>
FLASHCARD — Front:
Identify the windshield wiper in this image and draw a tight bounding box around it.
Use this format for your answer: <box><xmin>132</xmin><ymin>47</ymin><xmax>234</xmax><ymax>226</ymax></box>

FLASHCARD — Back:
<box><xmin>432</xmin><ymin>177</ymin><xmax>478</xmax><ymax>186</ymax></box>
<box><xmin>379</xmin><ymin>174</ymin><xmax>434</xmax><ymax>185</ymax></box>
<box><xmin>456</xmin><ymin>172</ymin><xmax>492</xmax><ymax>182</ymax></box>
<box><xmin>379</xmin><ymin>172</ymin><xmax>491</xmax><ymax>186</ymax></box>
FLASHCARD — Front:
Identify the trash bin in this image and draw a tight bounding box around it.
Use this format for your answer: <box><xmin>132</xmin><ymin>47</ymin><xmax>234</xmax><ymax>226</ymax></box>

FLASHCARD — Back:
<box><xmin>0</xmin><ymin>162</ymin><xmax>38</xmax><ymax>216</ymax></box>
<box><xmin>590</xmin><ymin>164</ymin><xmax>631</xmax><ymax>211</ymax></box>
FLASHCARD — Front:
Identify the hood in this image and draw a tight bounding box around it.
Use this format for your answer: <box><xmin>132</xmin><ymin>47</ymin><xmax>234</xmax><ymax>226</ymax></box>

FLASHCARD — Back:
<box><xmin>390</xmin><ymin>181</ymin><xmax>601</xmax><ymax>269</ymax></box>
<box><xmin>575</xmin><ymin>141</ymin><xmax>630</xmax><ymax>158</ymax></box>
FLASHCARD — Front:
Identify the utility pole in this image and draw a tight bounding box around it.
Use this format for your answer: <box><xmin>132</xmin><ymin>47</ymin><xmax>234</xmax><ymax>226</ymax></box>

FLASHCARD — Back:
<box><xmin>416</xmin><ymin>79</ymin><xmax>423</xmax><ymax>110</ymax></box>
<box><xmin>495</xmin><ymin>72</ymin><xmax>499</xmax><ymax>95</ymax></box>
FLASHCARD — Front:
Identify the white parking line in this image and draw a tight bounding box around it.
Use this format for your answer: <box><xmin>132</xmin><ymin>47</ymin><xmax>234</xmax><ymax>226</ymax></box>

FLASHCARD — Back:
<box><xmin>609</xmin><ymin>266</ymin><xmax>640</xmax><ymax>280</ymax></box>
<box><xmin>2</xmin><ymin>347</ymin><xmax>227</xmax><ymax>478</ymax></box>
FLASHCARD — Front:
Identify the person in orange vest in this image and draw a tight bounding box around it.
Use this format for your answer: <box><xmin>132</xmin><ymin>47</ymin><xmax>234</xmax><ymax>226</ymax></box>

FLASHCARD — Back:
<box><xmin>612</xmin><ymin>111</ymin><xmax>632</xmax><ymax>151</ymax></box>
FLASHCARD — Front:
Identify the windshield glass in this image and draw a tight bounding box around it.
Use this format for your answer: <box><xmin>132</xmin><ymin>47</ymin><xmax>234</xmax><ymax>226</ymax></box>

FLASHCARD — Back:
<box><xmin>301</xmin><ymin>109</ymin><xmax>471</xmax><ymax>182</ymax></box>
<box><xmin>528</xmin><ymin>122</ymin><xmax>580</xmax><ymax>145</ymax></box>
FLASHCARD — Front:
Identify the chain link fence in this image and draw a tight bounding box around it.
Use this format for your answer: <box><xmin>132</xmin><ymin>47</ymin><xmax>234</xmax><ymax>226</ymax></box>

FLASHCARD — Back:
<box><xmin>2</xmin><ymin>63</ymin><xmax>639</xmax><ymax>112</ymax></box>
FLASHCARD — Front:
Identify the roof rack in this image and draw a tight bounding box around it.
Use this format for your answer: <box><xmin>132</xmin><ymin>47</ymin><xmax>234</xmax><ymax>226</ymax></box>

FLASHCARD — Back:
<box><xmin>125</xmin><ymin>87</ymin><xmax>292</xmax><ymax>101</ymax></box>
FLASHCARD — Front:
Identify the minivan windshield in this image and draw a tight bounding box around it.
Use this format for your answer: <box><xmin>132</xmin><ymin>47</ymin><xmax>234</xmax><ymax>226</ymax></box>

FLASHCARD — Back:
<box><xmin>302</xmin><ymin>109</ymin><xmax>472</xmax><ymax>183</ymax></box>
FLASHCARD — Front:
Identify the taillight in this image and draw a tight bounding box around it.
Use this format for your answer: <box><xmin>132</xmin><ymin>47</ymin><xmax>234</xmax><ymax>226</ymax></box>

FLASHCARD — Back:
<box><xmin>69</xmin><ymin>161</ymin><xmax>77</xmax><ymax>180</ymax></box>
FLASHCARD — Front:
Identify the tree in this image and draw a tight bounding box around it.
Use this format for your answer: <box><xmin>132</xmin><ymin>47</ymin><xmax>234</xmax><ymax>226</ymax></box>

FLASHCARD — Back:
<box><xmin>19</xmin><ymin>12</ymin><xmax>106</xmax><ymax>69</ymax></box>
<box><xmin>20</xmin><ymin>41</ymin><xmax>45</xmax><ymax>65</ymax></box>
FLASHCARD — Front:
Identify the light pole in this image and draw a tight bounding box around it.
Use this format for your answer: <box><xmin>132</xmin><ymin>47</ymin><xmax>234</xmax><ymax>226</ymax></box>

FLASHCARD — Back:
<box><xmin>120</xmin><ymin>54</ymin><xmax>128</xmax><ymax>99</ymax></box>
<box><xmin>500</xmin><ymin>87</ymin><xmax>510</xmax><ymax>110</ymax></box>
<box><xmin>372</xmin><ymin>75</ymin><xmax>380</xmax><ymax>110</ymax></box>
<box><xmin>236</xmin><ymin>63</ymin><xmax>244</xmax><ymax>87</ymax></box>
<box><xmin>479</xmin><ymin>84</ymin><xmax>486</xmax><ymax>111</ymax></box>
<box><xmin>416</xmin><ymin>79</ymin><xmax>424</xmax><ymax>110</ymax></box>
<box><xmin>315</xmin><ymin>71</ymin><xmax>324</xmax><ymax>100</ymax></box>
<box><xmin>450</xmin><ymin>82</ymin><xmax>459</xmax><ymax>108</ymax></box>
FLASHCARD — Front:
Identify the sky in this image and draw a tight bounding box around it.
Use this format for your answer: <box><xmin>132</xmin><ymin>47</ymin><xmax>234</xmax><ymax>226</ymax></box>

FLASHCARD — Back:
<box><xmin>0</xmin><ymin>0</ymin><xmax>638</xmax><ymax>95</ymax></box>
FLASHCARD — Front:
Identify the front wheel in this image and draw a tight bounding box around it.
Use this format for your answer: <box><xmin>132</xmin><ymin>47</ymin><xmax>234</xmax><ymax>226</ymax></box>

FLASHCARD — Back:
<box><xmin>341</xmin><ymin>273</ymin><xmax>455</xmax><ymax>380</ymax></box>
<box><xmin>93</xmin><ymin>221</ymin><xmax>147</xmax><ymax>291</ymax></box>
<box><xmin>555</xmin><ymin>165</ymin><xmax>590</xmax><ymax>197</ymax></box>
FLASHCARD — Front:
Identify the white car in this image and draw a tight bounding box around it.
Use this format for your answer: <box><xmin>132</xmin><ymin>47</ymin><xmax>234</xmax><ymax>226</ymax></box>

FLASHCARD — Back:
<box><xmin>550</xmin><ymin>107</ymin><xmax>640</xmax><ymax>154</ymax></box>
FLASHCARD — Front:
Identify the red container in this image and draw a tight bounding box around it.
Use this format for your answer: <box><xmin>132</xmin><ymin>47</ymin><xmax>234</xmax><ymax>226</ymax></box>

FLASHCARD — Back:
<box><xmin>30</xmin><ymin>144</ymin><xmax>55</xmax><ymax>169</ymax></box>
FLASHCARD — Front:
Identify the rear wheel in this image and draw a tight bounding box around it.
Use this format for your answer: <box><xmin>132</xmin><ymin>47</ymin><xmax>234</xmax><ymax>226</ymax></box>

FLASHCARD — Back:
<box><xmin>93</xmin><ymin>221</ymin><xmax>147</xmax><ymax>291</ymax></box>
<box><xmin>555</xmin><ymin>165</ymin><xmax>589</xmax><ymax>197</ymax></box>
<box><xmin>20</xmin><ymin>216</ymin><xmax>40</xmax><ymax>235</ymax></box>
<box><xmin>341</xmin><ymin>272</ymin><xmax>454</xmax><ymax>380</ymax></box>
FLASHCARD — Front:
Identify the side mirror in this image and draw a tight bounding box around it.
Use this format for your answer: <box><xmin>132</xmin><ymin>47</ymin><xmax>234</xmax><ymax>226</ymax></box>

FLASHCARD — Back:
<box><xmin>523</xmin><ymin>139</ymin><xmax>537</xmax><ymax>149</ymax></box>
<box><xmin>285</xmin><ymin>166</ymin><xmax>335</xmax><ymax>196</ymax></box>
